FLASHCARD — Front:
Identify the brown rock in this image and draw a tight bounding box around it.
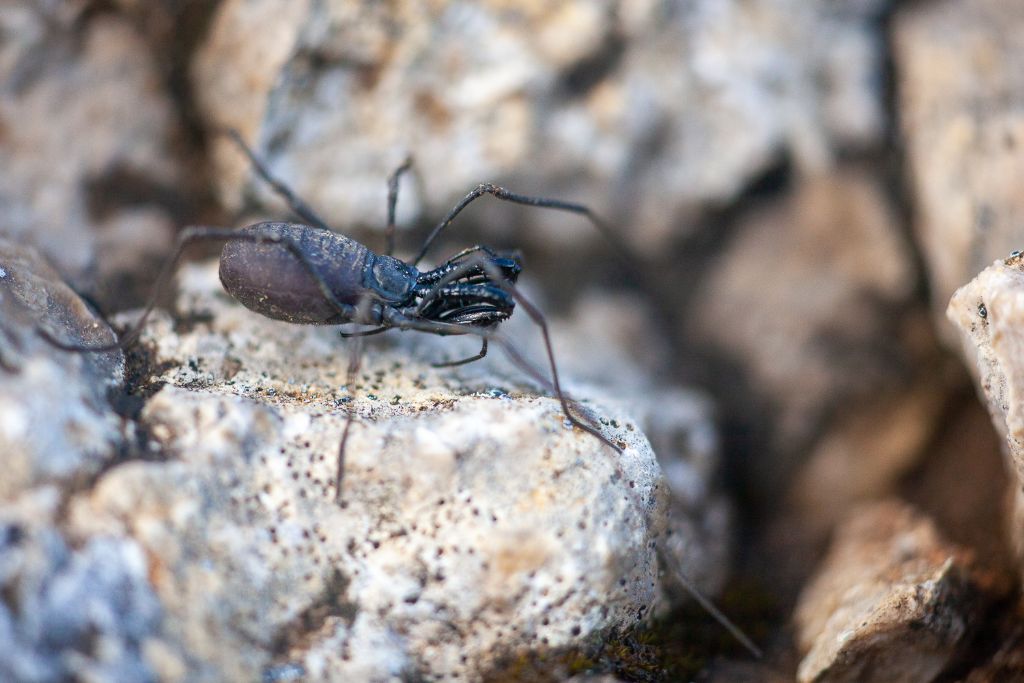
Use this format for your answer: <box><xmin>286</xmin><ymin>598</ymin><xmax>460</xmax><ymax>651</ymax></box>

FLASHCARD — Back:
<box><xmin>895</xmin><ymin>0</ymin><xmax>1024</xmax><ymax>334</ymax></box>
<box><xmin>0</xmin><ymin>236</ymin><xmax>123</xmax><ymax>500</ymax></box>
<box><xmin>794</xmin><ymin>500</ymin><xmax>981</xmax><ymax>683</ymax></box>
<box><xmin>947</xmin><ymin>252</ymin><xmax>1024</xmax><ymax>566</ymax></box>
<box><xmin>688</xmin><ymin>170</ymin><xmax>921</xmax><ymax>495</ymax></box>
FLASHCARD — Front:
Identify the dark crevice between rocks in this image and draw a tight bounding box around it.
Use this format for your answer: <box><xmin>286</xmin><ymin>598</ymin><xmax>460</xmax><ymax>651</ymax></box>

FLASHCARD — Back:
<box><xmin>877</xmin><ymin>6</ymin><xmax>936</xmax><ymax>308</ymax></box>
<box><xmin>53</xmin><ymin>336</ymin><xmax>173</xmax><ymax>527</ymax></box>
<box><xmin>933</xmin><ymin>577</ymin><xmax>1012</xmax><ymax>682</ymax></box>
<box><xmin>645</xmin><ymin>154</ymin><xmax>795</xmax><ymax>343</ymax></box>
<box><xmin>936</xmin><ymin>597</ymin><xmax>1024</xmax><ymax>682</ymax></box>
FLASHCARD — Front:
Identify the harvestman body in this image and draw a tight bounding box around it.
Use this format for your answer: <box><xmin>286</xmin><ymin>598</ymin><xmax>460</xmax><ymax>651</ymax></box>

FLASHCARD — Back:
<box><xmin>40</xmin><ymin>131</ymin><xmax>622</xmax><ymax>497</ymax></box>
<box><xmin>38</xmin><ymin>131</ymin><xmax>761</xmax><ymax>659</ymax></box>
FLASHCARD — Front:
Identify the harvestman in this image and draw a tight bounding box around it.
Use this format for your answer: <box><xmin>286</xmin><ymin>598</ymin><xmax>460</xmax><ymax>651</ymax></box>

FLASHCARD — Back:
<box><xmin>38</xmin><ymin>131</ymin><xmax>761</xmax><ymax>658</ymax></box>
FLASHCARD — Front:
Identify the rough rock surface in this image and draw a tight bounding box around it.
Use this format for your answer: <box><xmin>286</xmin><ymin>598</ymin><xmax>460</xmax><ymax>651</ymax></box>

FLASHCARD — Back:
<box><xmin>895</xmin><ymin>0</ymin><xmax>1024</xmax><ymax>330</ymax></box>
<box><xmin>947</xmin><ymin>252</ymin><xmax>1024</xmax><ymax>564</ymax></box>
<box><xmin>526</xmin><ymin>290</ymin><xmax>733</xmax><ymax>595</ymax></box>
<box><xmin>794</xmin><ymin>500</ymin><xmax>981</xmax><ymax>683</ymax></box>
<box><xmin>0</xmin><ymin>506</ymin><xmax>163</xmax><ymax>683</ymax></box>
<box><xmin>193</xmin><ymin>0</ymin><xmax>886</xmax><ymax>251</ymax></box>
<box><xmin>0</xmin><ymin>237</ymin><xmax>123</xmax><ymax>499</ymax></box>
<box><xmin>0</xmin><ymin>3</ymin><xmax>179</xmax><ymax>293</ymax></box>
<box><xmin>36</xmin><ymin>261</ymin><xmax>721</xmax><ymax>681</ymax></box>
<box><xmin>0</xmin><ymin>239</ymin><xmax>159</xmax><ymax>682</ymax></box>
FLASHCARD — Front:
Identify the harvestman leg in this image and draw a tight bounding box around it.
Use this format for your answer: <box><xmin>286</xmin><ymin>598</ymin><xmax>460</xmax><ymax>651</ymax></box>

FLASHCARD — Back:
<box><xmin>227</xmin><ymin>130</ymin><xmax>403</xmax><ymax>502</ymax></box>
<box><xmin>333</xmin><ymin>158</ymin><xmax>415</xmax><ymax>341</ymax></box>
<box><xmin>384</xmin><ymin>157</ymin><xmax>414</xmax><ymax>257</ymax></box>
<box><xmin>411</xmin><ymin>183</ymin><xmax>628</xmax><ymax>267</ymax></box>
<box><xmin>226</xmin><ymin>130</ymin><xmax>334</xmax><ymax>233</ymax></box>
<box><xmin>334</xmin><ymin>313</ymin><xmax>367</xmax><ymax>505</ymax></box>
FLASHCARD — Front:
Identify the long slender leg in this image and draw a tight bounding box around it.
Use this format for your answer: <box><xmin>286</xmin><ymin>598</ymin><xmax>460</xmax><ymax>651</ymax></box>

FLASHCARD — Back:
<box><xmin>339</xmin><ymin>326</ymin><xmax>389</xmax><ymax>338</ymax></box>
<box><xmin>412</xmin><ymin>183</ymin><xmax>630</xmax><ymax>267</ymax></box>
<box><xmin>461</xmin><ymin>256</ymin><xmax>621</xmax><ymax>453</ymax></box>
<box><xmin>226</xmin><ymin>129</ymin><xmax>334</xmax><ymax>233</ymax></box>
<box><xmin>656</xmin><ymin>546</ymin><xmax>763</xmax><ymax>659</ymax></box>
<box><xmin>384</xmin><ymin>157</ymin><xmax>413</xmax><ymax>257</ymax></box>
<box><xmin>335</xmin><ymin>332</ymin><xmax>364</xmax><ymax>505</ymax></box>
<box><xmin>385</xmin><ymin>303</ymin><xmax>620</xmax><ymax>454</ymax></box>
<box><xmin>37</xmin><ymin>226</ymin><xmax>361</xmax><ymax>352</ymax></box>
<box><xmin>432</xmin><ymin>338</ymin><xmax>487</xmax><ymax>368</ymax></box>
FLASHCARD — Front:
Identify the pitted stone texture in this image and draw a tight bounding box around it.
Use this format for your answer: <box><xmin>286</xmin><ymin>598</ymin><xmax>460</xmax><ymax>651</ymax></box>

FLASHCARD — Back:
<box><xmin>193</xmin><ymin>0</ymin><xmax>886</xmax><ymax>251</ymax></box>
<box><xmin>0</xmin><ymin>489</ymin><xmax>164</xmax><ymax>683</ymax></box>
<box><xmin>0</xmin><ymin>4</ymin><xmax>178</xmax><ymax>292</ymax></box>
<box><xmin>947</xmin><ymin>253</ymin><xmax>1024</xmax><ymax>564</ymax></box>
<box><xmin>0</xmin><ymin>237</ymin><xmax>123</xmax><ymax>500</ymax></box>
<box><xmin>794</xmin><ymin>500</ymin><xmax>980</xmax><ymax>683</ymax></box>
<box><xmin>544</xmin><ymin>291</ymin><xmax>732</xmax><ymax>595</ymax></box>
<box><xmin>64</xmin><ymin>261</ymin><xmax>688</xmax><ymax>681</ymax></box>
<box><xmin>895</xmin><ymin>0</ymin><xmax>1024</xmax><ymax>331</ymax></box>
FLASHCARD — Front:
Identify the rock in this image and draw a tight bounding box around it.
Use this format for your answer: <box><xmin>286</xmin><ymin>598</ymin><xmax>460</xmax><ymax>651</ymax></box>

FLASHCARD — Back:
<box><xmin>0</xmin><ymin>238</ymin><xmax>162</xmax><ymax>683</ymax></box>
<box><xmin>687</xmin><ymin>169</ymin><xmax>922</xmax><ymax>497</ymax></box>
<box><xmin>895</xmin><ymin>0</ymin><xmax>1024</xmax><ymax>333</ymax></box>
<box><xmin>794</xmin><ymin>500</ymin><xmax>982</xmax><ymax>683</ymax></box>
<box><xmin>544</xmin><ymin>290</ymin><xmax>733</xmax><ymax>596</ymax></box>
<box><xmin>0</xmin><ymin>237</ymin><xmax>123</xmax><ymax>500</ymax></box>
<box><xmin>900</xmin><ymin>394</ymin><xmax>1014</xmax><ymax>580</ymax></box>
<box><xmin>192</xmin><ymin>0</ymin><xmax>886</xmax><ymax>251</ymax></box>
<box><xmin>55</xmin><ymin>260</ymin><xmax>722</xmax><ymax>680</ymax></box>
<box><xmin>0</xmin><ymin>497</ymin><xmax>164</xmax><ymax>683</ymax></box>
<box><xmin>947</xmin><ymin>252</ymin><xmax>1024</xmax><ymax>565</ymax></box>
<box><xmin>0</xmin><ymin>4</ymin><xmax>179</xmax><ymax>295</ymax></box>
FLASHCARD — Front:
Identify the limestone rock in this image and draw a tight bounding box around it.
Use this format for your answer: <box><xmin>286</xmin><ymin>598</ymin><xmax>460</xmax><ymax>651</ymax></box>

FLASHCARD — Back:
<box><xmin>0</xmin><ymin>237</ymin><xmax>123</xmax><ymax>500</ymax></box>
<box><xmin>54</xmin><ymin>261</ymin><xmax>723</xmax><ymax>680</ymax></box>
<box><xmin>947</xmin><ymin>252</ymin><xmax>1024</xmax><ymax>563</ymax></box>
<box><xmin>193</xmin><ymin>0</ymin><xmax>886</xmax><ymax>251</ymax></box>
<box><xmin>895</xmin><ymin>0</ymin><xmax>1024</xmax><ymax>332</ymax></box>
<box><xmin>0</xmin><ymin>499</ymin><xmax>163</xmax><ymax>683</ymax></box>
<box><xmin>794</xmin><ymin>500</ymin><xmax>981</xmax><ymax>683</ymax></box>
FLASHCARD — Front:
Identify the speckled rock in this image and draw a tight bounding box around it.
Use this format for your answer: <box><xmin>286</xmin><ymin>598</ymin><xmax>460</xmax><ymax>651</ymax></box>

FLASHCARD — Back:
<box><xmin>0</xmin><ymin>495</ymin><xmax>163</xmax><ymax>683</ymax></box>
<box><xmin>54</xmin><ymin>261</ymin><xmax>722</xmax><ymax>681</ymax></box>
<box><xmin>895</xmin><ymin>0</ymin><xmax>1024</xmax><ymax>332</ymax></box>
<box><xmin>193</xmin><ymin>0</ymin><xmax>886</xmax><ymax>251</ymax></box>
<box><xmin>0</xmin><ymin>3</ymin><xmax>179</xmax><ymax>293</ymax></box>
<box><xmin>0</xmin><ymin>238</ymin><xmax>166</xmax><ymax>682</ymax></box>
<box><xmin>543</xmin><ymin>290</ymin><xmax>733</xmax><ymax>595</ymax></box>
<box><xmin>794</xmin><ymin>500</ymin><xmax>981</xmax><ymax>683</ymax></box>
<box><xmin>0</xmin><ymin>237</ymin><xmax>123</xmax><ymax>500</ymax></box>
<box><xmin>947</xmin><ymin>252</ymin><xmax>1024</xmax><ymax>565</ymax></box>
